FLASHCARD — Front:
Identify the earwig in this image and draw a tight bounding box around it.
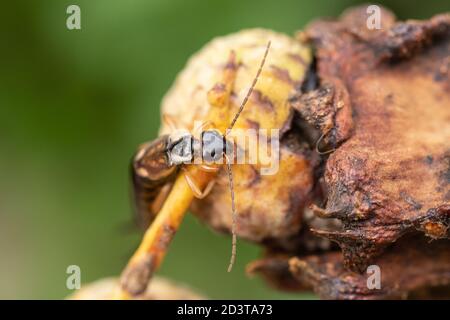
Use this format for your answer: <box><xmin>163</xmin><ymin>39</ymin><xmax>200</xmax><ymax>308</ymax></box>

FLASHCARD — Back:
<box><xmin>123</xmin><ymin>41</ymin><xmax>271</xmax><ymax>297</ymax></box>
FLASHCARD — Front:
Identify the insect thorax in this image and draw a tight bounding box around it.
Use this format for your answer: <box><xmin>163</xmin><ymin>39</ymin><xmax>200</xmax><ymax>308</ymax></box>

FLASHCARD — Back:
<box><xmin>201</xmin><ymin>130</ymin><xmax>227</xmax><ymax>164</ymax></box>
<box><xmin>166</xmin><ymin>129</ymin><xmax>232</xmax><ymax>165</ymax></box>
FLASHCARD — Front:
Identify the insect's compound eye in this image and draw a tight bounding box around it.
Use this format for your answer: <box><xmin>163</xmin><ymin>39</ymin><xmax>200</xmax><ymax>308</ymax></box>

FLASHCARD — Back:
<box><xmin>202</xmin><ymin>130</ymin><xmax>224</xmax><ymax>163</ymax></box>
<box><xmin>167</xmin><ymin>133</ymin><xmax>193</xmax><ymax>165</ymax></box>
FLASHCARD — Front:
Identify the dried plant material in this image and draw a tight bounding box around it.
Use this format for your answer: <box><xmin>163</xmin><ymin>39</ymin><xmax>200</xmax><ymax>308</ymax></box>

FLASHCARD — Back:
<box><xmin>247</xmin><ymin>254</ymin><xmax>307</xmax><ymax>292</ymax></box>
<box><xmin>299</xmin><ymin>7</ymin><xmax>450</xmax><ymax>272</ymax></box>
<box><xmin>246</xmin><ymin>210</ymin><xmax>341</xmax><ymax>292</ymax></box>
<box><xmin>69</xmin><ymin>277</ymin><xmax>205</xmax><ymax>300</ymax></box>
<box><xmin>289</xmin><ymin>236</ymin><xmax>450</xmax><ymax>300</ymax></box>
<box><xmin>290</xmin><ymin>78</ymin><xmax>353</xmax><ymax>153</ymax></box>
<box><xmin>160</xmin><ymin>29</ymin><xmax>315</xmax><ymax>245</ymax></box>
<box><xmin>249</xmin><ymin>236</ymin><xmax>450</xmax><ymax>299</ymax></box>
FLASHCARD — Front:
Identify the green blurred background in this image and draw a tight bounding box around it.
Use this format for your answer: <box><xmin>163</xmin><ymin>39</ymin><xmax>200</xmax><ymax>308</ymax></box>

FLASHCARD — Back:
<box><xmin>0</xmin><ymin>0</ymin><xmax>448</xmax><ymax>299</ymax></box>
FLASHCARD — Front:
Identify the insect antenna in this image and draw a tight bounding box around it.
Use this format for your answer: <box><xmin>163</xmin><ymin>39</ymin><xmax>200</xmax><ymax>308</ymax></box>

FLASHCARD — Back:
<box><xmin>224</xmin><ymin>41</ymin><xmax>271</xmax><ymax>272</ymax></box>
<box><xmin>226</xmin><ymin>41</ymin><xmax>271</xmax><ymax>133</ymax></box>
<box><xmin>225</xmin><ymin>155</ymin><xmax>237</xmax><ymax>272</ymax></box>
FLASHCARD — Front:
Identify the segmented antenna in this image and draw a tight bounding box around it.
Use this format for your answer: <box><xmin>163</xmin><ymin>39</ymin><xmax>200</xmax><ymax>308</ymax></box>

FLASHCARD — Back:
<box><xmin>226</xmin><ymin>41</ymin><xmax>271</xmax><ymax>133</ymax></box>
<box><xmin>225</xmin><ymin>41</ymin><xmax>271</xmax><ymax>272</ymax></box>
<box><xmin>225</xmin><ymin>157</ymin><xmax>237</xmax><ymax>272</ymax></box>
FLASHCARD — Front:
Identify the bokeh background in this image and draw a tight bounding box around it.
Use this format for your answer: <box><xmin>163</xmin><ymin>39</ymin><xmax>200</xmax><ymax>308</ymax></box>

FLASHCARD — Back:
<box><xmin>1</xmin><ymin>0</ymin><xmax>448</xmax><ymax>299</ymax></box>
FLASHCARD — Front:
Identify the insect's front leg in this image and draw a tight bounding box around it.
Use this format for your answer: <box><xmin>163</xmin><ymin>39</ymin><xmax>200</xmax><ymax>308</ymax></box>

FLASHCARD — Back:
<box><xmin>182</xmin><ymin>166</ymin><xmax>217</xmax><ymax>199</ymax></box>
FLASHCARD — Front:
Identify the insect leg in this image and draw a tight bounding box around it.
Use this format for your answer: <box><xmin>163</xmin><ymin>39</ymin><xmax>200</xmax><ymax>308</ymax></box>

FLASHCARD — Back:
<box><xmin>182</xmin><ymin>166</ymin><xmax>216</xmax><ymax>199</ymax></box>
<box><xmin>198</xmin><ymin>164</ymin><xmax>220</xmax><ymax>173</ymax></box>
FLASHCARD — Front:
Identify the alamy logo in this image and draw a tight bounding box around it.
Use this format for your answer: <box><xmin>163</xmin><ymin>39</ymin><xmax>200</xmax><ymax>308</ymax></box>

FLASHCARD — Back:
<box><xmin>66</xmin><ymin>265</ymin><xmax>81</xmax><ymax>290</ymax></box>
<box><xmin>366</xmin><ymin>5</ymin><xmax>381</xmax><ymax>30</ymax></box>
<box><xmin>66</xmin><ymin>5</ymin><xmax>81</xmax><ymax>30</ymax></box>
<box><xmin>366</xmin><ymin>265</ymin><xmax>381</xmax><ymax>290</ymax></box>
<box><xmin>226</xmin><ymin>128</ymin><xmax>279</xmax><ymax>176</ymax></box>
